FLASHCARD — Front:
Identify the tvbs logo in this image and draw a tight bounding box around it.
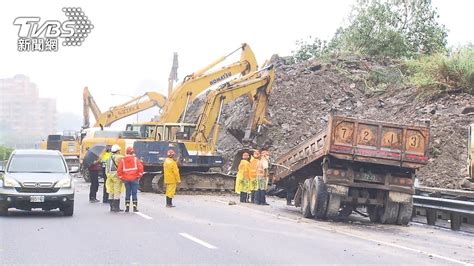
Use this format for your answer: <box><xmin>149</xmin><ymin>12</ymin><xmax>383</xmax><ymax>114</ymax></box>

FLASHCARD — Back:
<box><xmin>13</xmin><ymin>7</ymin><xmax>94</xmax><ymax>52</ymax></box>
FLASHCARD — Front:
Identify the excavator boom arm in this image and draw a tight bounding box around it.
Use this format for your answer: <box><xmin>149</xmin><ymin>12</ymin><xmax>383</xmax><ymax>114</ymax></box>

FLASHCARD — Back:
<box><xmin>93</xmin><ymin>92</ymin><xmax>167</xmax><ymax>127</ymax></box>
<box><xmin>192</xmin><ymin>65</ymin><xmax>275</xmax><ymax>149</ymax></box>
<box><xmin>158</xmin><ymin>43</ymin><xmax>257</xmax><ymax>124</ymax></box>
<box><xmin>83</xmin><ymin>87</ymin><xmax>102</xmax><ymax>128</ymax></box>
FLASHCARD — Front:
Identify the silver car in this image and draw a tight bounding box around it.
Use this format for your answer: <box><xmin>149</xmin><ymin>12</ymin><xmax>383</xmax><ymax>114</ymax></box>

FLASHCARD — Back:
<box><xmin>0</xmin><ymin>149</ymin><xmax>75</xmax><ymax>216</ymax></box>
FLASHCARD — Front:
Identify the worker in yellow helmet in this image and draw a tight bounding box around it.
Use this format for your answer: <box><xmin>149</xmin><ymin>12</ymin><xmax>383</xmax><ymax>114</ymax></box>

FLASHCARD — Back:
<box><xmin>163</xmin><ymin>149</ymin><xmax>181</xmax><ymax>208</ymax></box>
<box><xmin>249</xmin><ymin>150</ymin><xmax>260</xmax><ymax>203</ymax></box>
<box><xmin>235</xmin><ymin>152</ymin><xmax>250</xmax><ymax>202</ymax></box>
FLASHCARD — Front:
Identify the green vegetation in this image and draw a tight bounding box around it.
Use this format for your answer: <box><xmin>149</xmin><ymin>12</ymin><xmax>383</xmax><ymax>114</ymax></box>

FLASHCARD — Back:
<box><xmin>292</xmin><ymin>0</ymin><xmax>447</xmax><ymax>61</ymax></box>
<box><xmin>291</xmin><ymin>0</ymin><xmax>474</xmax><ymax>97</ymax></box>
<box><xmin>405</xmin><ymin>46</ymin><xmax>474</xmax><ymax>96</ymax></box>
<box><xmin>0</xmin><ymin>145</ymin><xmax>13</xmax><ymax>161</ymax></box>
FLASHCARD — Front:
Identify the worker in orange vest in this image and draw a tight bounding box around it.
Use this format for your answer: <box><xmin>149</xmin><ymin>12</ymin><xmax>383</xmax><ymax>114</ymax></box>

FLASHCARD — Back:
<box><xmin>249</xmin><ymin>150</ymin><xmax>260</xmax><ymax>203</ymax></box>
<box><xmin>117</xmin><ymin>147</ymin><xmax>144</xmax><ymax>212</ymax></box>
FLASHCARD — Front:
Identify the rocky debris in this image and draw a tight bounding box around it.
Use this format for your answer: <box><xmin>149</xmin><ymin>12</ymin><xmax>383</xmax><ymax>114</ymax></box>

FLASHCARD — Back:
<box><xmin>210</xmin><ymin>55</ymin><xmax>474</xmax><ymax>189</ymax></box>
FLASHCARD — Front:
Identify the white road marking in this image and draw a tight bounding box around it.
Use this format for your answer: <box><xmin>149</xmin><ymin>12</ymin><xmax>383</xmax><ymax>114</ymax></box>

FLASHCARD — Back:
<box><xmin>179</xmin><ymin>233</ymin><xmax>217</xmax><ymax>249</ymax></box>
<box><xmin>134</xmin><ymin>212</ymin><xmax>153</xmax><ymax>220</ymax></box>
<box><xmin>213</xmin><ymin>199</ymin><xmax>472</xmax><ymax>266</ymax></box>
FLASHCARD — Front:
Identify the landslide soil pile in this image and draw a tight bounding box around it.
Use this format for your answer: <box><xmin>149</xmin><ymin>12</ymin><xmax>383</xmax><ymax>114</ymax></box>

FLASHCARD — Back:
<box><xmin>185</xmin><ymin>55</ymin><xmax>473</xmax><ymax>189</ymax></box>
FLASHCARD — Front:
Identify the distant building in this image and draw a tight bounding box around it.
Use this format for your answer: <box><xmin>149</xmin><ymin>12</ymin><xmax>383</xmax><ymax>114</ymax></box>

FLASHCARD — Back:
<box><xmin>0</xmin><ymin>75</ymin><xmax>56</xmax><ymax>148</ymax></box>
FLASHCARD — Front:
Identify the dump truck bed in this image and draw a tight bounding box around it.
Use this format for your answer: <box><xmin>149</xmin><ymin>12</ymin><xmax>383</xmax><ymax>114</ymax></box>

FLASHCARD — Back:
<box><xmin>272</xmin><ymin>115</ymin><xmax>430</xmax><ymax>184</ymax></box>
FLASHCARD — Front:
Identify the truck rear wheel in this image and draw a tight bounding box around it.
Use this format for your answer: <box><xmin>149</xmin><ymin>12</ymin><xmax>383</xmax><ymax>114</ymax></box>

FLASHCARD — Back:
<box><xmin>380</xmin><ymin>196</ymin><xmax>399</xmax><ymax>224</ymax></box>
<box><xmin>326</xmin><ymin>193</ymin><xmax>341</xmax><ymax>220</ymax></box>
<box><xmin>301</xmin><ymin>179</ymin><xmax>313</xmax><ymax>218</ymax></box>
<box><xmin>368</xmin><ymin>206</ymin><xmax>381</xmax><ymax>223</ymax></box>
<box><xmin>397</xmin><ymin>196</ymin><xmax>413</xmax><ymax>225</ymax></box>
<box><xmin>310</xmin><ymin>176</ymin><xmax>328</xmax><ymax>219</ymax></box>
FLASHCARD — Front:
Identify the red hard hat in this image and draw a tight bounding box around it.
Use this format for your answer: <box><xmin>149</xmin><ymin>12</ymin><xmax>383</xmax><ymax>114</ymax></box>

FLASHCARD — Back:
<box><xmin>167</xmin><ymin>149</ymin><xmax>176</xmax><ymax>157</ymax></box>
<box><xmin>126</xmin><ymin>147</ymin><xmax>134</xmax><ymax>155</ymax></box>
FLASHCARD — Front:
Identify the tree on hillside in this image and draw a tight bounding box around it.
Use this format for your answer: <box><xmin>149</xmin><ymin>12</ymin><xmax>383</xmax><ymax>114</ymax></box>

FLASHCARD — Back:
<box><xmin>293</xmin><ymin>0</ymin><xmax>448</xmax><ymax>61</ymax></box>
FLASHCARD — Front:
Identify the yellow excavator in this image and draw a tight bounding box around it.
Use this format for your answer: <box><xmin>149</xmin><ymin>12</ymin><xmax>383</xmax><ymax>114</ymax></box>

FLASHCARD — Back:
<box><xmin>80</xmin><ymin>87</ymin><xmax>167</xmax><ymax>181</ymax></box>
<box><xmin>39</xmin><ymin>130</ymin><xmax>81</xmax><ymax>168</ymax></box>
<box><xmin>133</xmin><ymin>64</ymin><xmax>275</xmax><ymax>192</ymax></box>
<box><xmin>126</xmin><ymin>43</ymin><xmax>258</xmax><ymax>137</ymax></box>
<box><xmin>82</xmin><ymin>87</ymin><xmax>167</xmax><ymax>128</ymax></box>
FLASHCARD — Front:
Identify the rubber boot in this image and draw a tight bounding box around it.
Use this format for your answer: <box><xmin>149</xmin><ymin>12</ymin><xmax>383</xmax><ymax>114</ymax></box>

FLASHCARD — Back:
<box><xmin>112</xmin><ymin>199</ymin><xmax>123</xmax><ymax>212</ymax></box>
<box><xmin>255</xmin><ymin>190</ymin><xmax>261</xmax><ymax>205</ymax></box>
<box><xmin>262</xmin><ymin>190</ymin><xmax>269</xmax><ymax>205</ymax></box>
<box><xmin>109</xmin><ymin>198</ymin><xmax>114</xmax><ymax>212</ymax></box>
<box><xmin>166</xmin><ymin>196</ymin><xmax>170</xmax><ymax>207</ymax></box>
<box><xmin>239</xmin><ymin>192</ymin><xmax>245</xmax><ymax>203</ymax></box>
<box><xmin>125</xmin><ymin>200</ymin><xmax>130</xmax><ymax>212</ymax></box>
<box><xmin>133</xmin><ymin>200</ymin><xmax>139</xmax><ymax>212</ymax></box>
<box><xmin>116</xmin><ymin>199</ymin><xmax>124</xmax><ymax>212</ymax></box>
<box><xmin>169</xmin><ymin>197</ymin><xmax>175</xmax><ymax>208</ymax></box>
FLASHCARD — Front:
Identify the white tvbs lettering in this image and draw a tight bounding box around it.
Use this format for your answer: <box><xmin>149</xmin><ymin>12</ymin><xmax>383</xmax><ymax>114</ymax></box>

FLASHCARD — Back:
<box><xmin>14</xmin><ymin>17</ymin><xmax>75</xmax><ymax>38</ymax></box>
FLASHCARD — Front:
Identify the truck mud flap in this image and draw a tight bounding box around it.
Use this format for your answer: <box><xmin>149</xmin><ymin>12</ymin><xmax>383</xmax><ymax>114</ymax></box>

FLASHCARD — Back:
<box><xmin>389</xmin><ymin>191</ymin><xmax>411</xmax><ymax>203</ymax></box>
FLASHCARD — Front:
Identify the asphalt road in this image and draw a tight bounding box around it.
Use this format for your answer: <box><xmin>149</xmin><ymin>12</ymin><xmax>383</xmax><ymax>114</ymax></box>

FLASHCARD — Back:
<box><xmin>0</xmin><ymin>178</ymin><xmax>472</xmax><ymax>265</ymax></box>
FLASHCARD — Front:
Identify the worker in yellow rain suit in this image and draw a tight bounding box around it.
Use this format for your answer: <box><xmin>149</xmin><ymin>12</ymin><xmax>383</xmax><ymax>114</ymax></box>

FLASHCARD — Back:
<box><xmin>106</xmin><ymin>144</ymin><xmax>125</xmax><ymax>212</ymax></box>
<box><xmin>100</xmin><ymin>147</ymin><xmax>111</xmax><ymax>203</ymax></box>
<box><xmin>249</xmin><ymin>150</ymin><xmax>260</xmax><ymax>203</ymax></box>
<box><xmin>163</xmin><ymin>149</ymin><xmax>181</xmax><ymax>208</ymax></box>
<box><xmin>256</xmin><ymin>150</ymin><xmax>270</xmax><ymax>205</ymax></box>
<box><xmin>235</xmin><ymin>152</ymin><xmax>250</xmax><ymax>202</ymax></box>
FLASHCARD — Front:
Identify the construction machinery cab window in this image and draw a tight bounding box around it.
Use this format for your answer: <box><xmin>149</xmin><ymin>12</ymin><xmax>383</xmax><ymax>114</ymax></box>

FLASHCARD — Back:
<box><xmin>126</xmin><ymin>124</ymin><xmax>158</xmax><ymax>139</ymax></box>
<box><xmin>165</xmin><ymin>125</ymin><xmax>196</xmax><ymax>141</ymax></box>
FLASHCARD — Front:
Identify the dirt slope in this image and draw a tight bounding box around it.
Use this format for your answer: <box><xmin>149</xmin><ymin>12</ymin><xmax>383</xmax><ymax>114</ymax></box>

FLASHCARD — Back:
<box><xmin>186</xmin><ymin>55</ymin><xmax>473</xmax><ymax>189</ymax></box>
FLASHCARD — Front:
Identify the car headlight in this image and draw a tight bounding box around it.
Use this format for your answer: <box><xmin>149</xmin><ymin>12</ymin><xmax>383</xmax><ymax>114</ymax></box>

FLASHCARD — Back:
<box><xmin>55</xmin><ymin>178</ymin><xmax>72</xmax><ymax>188</ymax></box>
<box><xmin>3</xmin><ymin>176</ymin><xmax>20</xmax><ymax>188</ymax></box>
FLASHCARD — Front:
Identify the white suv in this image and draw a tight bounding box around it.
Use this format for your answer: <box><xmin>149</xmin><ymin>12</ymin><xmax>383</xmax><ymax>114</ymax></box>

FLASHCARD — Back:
<box><xmin>0</xmin><ymin>149</ymin><xmax>75</xmax><ymax>216</ymax></box>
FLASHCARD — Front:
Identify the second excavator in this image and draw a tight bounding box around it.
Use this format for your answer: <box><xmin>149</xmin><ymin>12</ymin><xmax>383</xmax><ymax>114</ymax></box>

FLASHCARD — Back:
<box><xmin>125</xmin><ymin>43</ymin><xmax>258</xmax><ymax>137</ymax></box>
<box><xmin>134</xmin><ymin>64</ymin><xmax>275</xmax><ymax>192</ymax></box>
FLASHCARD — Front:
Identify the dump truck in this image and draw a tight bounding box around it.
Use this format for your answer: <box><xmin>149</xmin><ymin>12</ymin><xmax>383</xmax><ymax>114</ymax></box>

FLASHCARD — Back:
<box><xmin>270</xmin><ymin>115</ymin><xmax>430</xmax><ymax>225</ymax></box>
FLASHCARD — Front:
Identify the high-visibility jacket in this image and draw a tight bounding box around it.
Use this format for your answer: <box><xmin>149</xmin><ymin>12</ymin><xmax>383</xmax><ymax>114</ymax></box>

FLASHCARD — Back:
<box><xmin>101</xmin><ymin>152</ymin><xmax>111</xmax><ymax>163</ymax></box>
<box><xmin>163</xmin><ymin>158</ymin><xmax>181</xmax><ymax>184</ymax></box>
<box><xmin>249</xmin><ymin>157</ymin><xmax>259</xmax><ymax>179</ymax></box>
<box><xmin>117</xmin><ymin>155</ymin><xmax>144</xmax><ymax>182</ymax></box>
<box><xmin>256</xmin><ymin>159</ymin><xmax>265</xmax><ymax>177</ymax></box>
<box><xmin>239</xmin><ymin>160</ymin><xmax>250</xmax><ymax>180</ymax></box>
<box><xmin>106</xmin><ymin>154</ymin><xmax>123</xmax><ymax>175</ymax></box>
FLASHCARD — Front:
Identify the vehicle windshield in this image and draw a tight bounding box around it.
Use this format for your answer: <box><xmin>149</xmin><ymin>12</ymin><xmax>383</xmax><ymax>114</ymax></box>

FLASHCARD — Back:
<box><xmin>7</xmin><ymin>154</ymin><xmax>67</xmax><ymax>173</ymax></box>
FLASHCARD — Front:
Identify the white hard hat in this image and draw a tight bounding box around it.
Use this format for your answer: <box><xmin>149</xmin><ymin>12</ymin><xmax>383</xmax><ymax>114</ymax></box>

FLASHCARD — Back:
<box><xmin>111</xmin><ymin>144</ymin><xmax>121</xmax><ymax>153</ymax></box>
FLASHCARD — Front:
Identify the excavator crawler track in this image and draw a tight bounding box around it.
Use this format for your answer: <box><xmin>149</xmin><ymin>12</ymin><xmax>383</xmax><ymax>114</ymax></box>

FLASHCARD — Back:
<box><xmin>139</xmin><ymin>172</ymin><xmax>236</xmax><ymax>193</ymax></box>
